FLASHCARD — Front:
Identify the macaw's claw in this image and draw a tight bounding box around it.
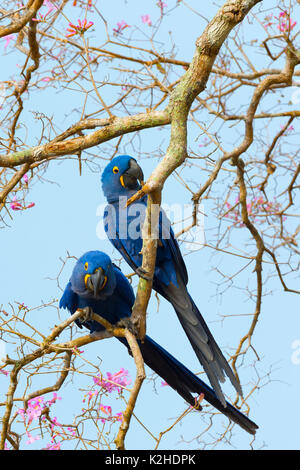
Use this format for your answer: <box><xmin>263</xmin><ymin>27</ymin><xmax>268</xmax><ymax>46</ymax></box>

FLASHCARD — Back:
<box><xmin>116</xmin><ymin>317</ymin><xmax>139</xmax><ymax>337</ymax></box>
<box><xmin>79</xmin><ymin>306</ymin><xmax>94</xmax><ymax>323</ymax></box>
<box><xmin>136</xmin><ymin>267</ymin><xmax>153</xmax><ymax>281</ymax></box>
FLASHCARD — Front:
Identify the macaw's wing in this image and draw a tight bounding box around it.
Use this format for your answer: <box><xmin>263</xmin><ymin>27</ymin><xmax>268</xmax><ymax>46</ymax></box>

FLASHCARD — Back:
<box><xmin>165</xmin><ymin>224</ymin><xmax>188</xmax><ymax>286</ymax></box>
<box><xmin>104</xmin><ymin>204</ymin><xmax>143</xmax><ymax>272</ymax></box>
<box><xmin>154</xmin><ymin>209</ymin><xmax>188</xmax><ymax>287</ymax></box>
<box><xmin>104</xmin><ymin>201</ymin><xmax>188</xmax><ymax>288</ymax></box>
<box><xmin>59</xmin><ymin>281</ymin><xmax>82</xmax><ymax>328</ymax></box>
<box><xmin>112</xmin><ymin>265</ymin><xmax>135</xmax><ymax>311</ymax></box>
<box><xmin>59</xmin><ymin>281</ymin><xmax>78</xmax><ymax>313</ymax></box>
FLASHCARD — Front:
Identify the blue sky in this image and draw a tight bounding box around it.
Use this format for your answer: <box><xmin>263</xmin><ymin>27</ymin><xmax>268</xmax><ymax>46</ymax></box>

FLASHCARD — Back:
<box><xmin>0</xmin><ymin>0</ymin><xmax>300</xmax><ymax>450</ymax></box>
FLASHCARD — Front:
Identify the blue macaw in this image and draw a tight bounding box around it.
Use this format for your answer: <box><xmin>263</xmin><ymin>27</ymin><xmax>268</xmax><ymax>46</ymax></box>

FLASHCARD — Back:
<box><xmin>59</xmin><ymin>251</ymin><xmax>258</xmax><ymax>434</ymax></box>
<box><xmin>101</xmin><ymin>155</ymin><xmax>243</xmax><ymax>407</ymax></box>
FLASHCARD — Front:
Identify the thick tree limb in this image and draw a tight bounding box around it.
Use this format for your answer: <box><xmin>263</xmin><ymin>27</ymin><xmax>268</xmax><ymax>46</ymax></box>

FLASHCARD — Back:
<box><xmin>0</xmin><ymin>0</ymin><xmax>44</xmax><ymax>38</ymax></box>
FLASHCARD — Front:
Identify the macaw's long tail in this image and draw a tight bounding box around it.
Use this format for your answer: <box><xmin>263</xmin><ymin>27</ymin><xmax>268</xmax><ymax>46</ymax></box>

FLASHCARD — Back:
<box><xmin>118</xmin><ymin>335</ymin><xmax>258</xmax><ymax>435</ymax></box>
<box><xmin>153</xmin><ymin>274</ymin><xmax>243</xmax><ymax>408</ymax></box>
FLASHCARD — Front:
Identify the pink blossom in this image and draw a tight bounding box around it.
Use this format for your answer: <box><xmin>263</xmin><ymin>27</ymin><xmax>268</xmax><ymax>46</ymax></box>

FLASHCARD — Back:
<box><xmin>0</xmin><ymin>369</ymin><xmax>9</xmax><ymax>377</ymax></box>
<box><xmin>66</xmin><ymin>19</ymin><xmax>94</xmax><ymax>37</ymax></box>
<box><xmin>115</xmin><ymin>412</ymin><xmax>123</xmax><ymax>422</ymax></box>
<box><xmin>3</xmin><ymin>34</ymin><xmax>15</xmax><ymax>49</ymax></box>
<box><xmin>17</xmin><ymin>408</ymin><xmax>26</xmax><ymax>419</ymax></box>
<box><xmin>280</xmin><ymin>124</ymin><xmax>295</xmax><ymax>134</ymax></box>
<box><xmin>26</xmin><ymin>431</ymin><xmax>40</xmax><ymax>445</ymax></box>
<box><xmin>17</xmin><ymin>393</ymin><xmax>60</xmax><ymax>427</ymax></box>
<box><xmin>161</xmin><ymin>381</ymin><xmax>169</xmax><ymax>386</ymax></box>
<box><xmin>50</xmin><ymin>416</ymin><xmax>62</xmax><ymax>431</ymax></box>
<box><xmin>88</xmin><ymin>390</ymin><xmax>98</xmax><ymax>401</ymax></box>
<box><xmin>10</xmin><ymin>196</ymin><xmax>22</xmax><ymax>211</ymax></box>
<box><xmin>17</xmin><ymin>302</ymin><xmax>28</xmax><ymax>310</ymax></box>
<box><xmin>47</xmin><ymin>393</ymin><xmax>62</xmax><ymax>406</ymax></box>
<box><xmin>43</xmin><ymin>0</ymin><xmax>56</xmax><ymax>15</ymax></box>
<box><xmin>10</xmin><ymin>196</ymin><xmax>35</xmax><ymax>211</ymax></box>
<box><xmin>224</xmin><ymin>195</ymin><xmax>284</xmax><ymax>227</ymax></box>
<box><xmin>157</xmin><ymin>1</ymin><xmax>167</xmax><ymax>14</ymax></box>
<box><xmin>82</xmin><ymin>389</ymin><xmax>98</xmax><ymax>404</ymax></box>
<box><xmin>277</xmin><ymin>11</ymin><xmax>296</xmax><ymax>32</ymax></box>
<box><xmin>46</xmin><ymin>441</ymin><xmax>61</xmax><ymax>450</ymax></box>
<box><xmin>99</xmin><ymin>403</ymin><xmax>112</xmax><ymax>423</ymax></box>
<box><xmin>23</xmin><ymin>174</ymin><xmax>28</xmax><ymax>184</ymax></box>
<box><xmin>67</xmin><ymin>426</ymin><xmax>76</xmax><ymax>436</ymax></box>
<box><xmin>141</xmin><ymin>15</ymin><xmax>152</xmax><ymax>26</ymax></box>
<box><xmin>93</xmin><ymin>368</ymin><xmax>131</xmax><ymax>393</ymax></box>
<box><xmin>32</xmin><ymin>12</ymin><xmax>51</xmax><ymax>22</ymax></box>
<box><xmin>113</xmin><ymin>20</ymin><xmax>130</xmax><ymax>35</ymax></box>
<box><xmin>98</xmin><ymin>404</ymin><xmax>123</xmax><ymax>424</ymax></box>
<box><xmin>26</xmin><ymin>397</ymin><xmax>44</xmax><ymax>424</ymax></box>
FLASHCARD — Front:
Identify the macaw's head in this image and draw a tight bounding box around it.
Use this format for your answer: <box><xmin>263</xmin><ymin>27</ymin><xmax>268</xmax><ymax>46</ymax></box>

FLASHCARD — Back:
<box><xmin>101</xmin><ymin>155</ymin><xmax>144</xmax><ymax>202</ymax></box>
<box><xmin>70</xmin><ymin>251</ymin><xmax>116</xmax><ymax>300</ymax></box>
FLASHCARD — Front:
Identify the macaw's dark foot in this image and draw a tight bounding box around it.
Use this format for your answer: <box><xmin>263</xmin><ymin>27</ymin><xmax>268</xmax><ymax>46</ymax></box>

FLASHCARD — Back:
<box><xmin>136</xmin><ymin>267</ymin><xmax>152</xmax><ymax>281</ymax></box>
<box><xmin>79</xmin><ymin>306</ymin><xmax>94</xmax><ymax>324</ymax></box>
<box><xmin>116</xmin><ymin>317</ymin><xmax>139</xmax><ymax>337</ymax></box>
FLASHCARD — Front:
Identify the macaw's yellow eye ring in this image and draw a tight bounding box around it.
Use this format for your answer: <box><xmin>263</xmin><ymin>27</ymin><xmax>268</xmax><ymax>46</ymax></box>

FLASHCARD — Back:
<box><xmin>113</xmin><ymin>166</ymin><xmax>119</xmax><ymax>174</ymax></box>
<box><xmin>84</xmin><ymin>262</ymin><xmax>88</xmax><ymax>271</ymax></box>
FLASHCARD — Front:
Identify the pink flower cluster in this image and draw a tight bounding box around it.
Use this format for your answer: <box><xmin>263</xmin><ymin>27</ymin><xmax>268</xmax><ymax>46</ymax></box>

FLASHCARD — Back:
<box><xmin>224</xmin><ymin>196</ymin><xmax>284</xmax><ymax>226</ymax></box>
<box><xmin>32</xmin><ymin>12</ymin><xmax>51</xmax><ymax>23</ymax></box>
<box><xmin>93</xmin><ymin>368</ymin><xmax>131</xmax><ymax>393</ymax></box>
<box><xmin>46</xmin><ymin>441</ymin><xmax>61</xmax><ymax>450</ymax></box>
<box><xmin>32</xmin><ymin>0</ymin><xmax>56</xmax><ymax>22</ymax></box>
<box><xmin>3</xmin><ymin>34</ymin><xmax>15</xmax><ymax>50</ymax></box>
<box><xmin>17</xmin><ymin>302</ymin><xmax>28</xmax><ymax>311</ymax></box>
<box><xmin>98</xmin><ymin>404</ymin><xmax>123</xmax><ymax>424</ymax></box>
<box><xmin>66</xmin><ymin>19</ymin><xmax>94</xmax><ymax>38</ymax></box>
<box><xmin>142</xmin><ymin>15</ymin><xmax>152</xmax><ymax>26</ymax></box>
<box><xmin>263</xmin><ymin>10</ymin><xmax>297</xmax><ymax>33</ymax></box>
<box><xmin>113</xmin><ymin>20</ymin><xmax>130</xmax><ymax>35</ymax></box>
<box><xmin>277</xmin><ymin>11</ymin><xmax>296</xmax><ymax>32</ymax></box>
<box><xmin>16</xmin><ymin>393</ymin><xmax>63</xmax><ymax>449</ymax></box>
<box><xmin>17</xmin><ymin>393</ymin><xmax>61</xmax><ymax>426</ymax></box>
<box><xmin>157</xmin><ymin>1</ymin><xmax>167</xmax><ymax>14</ymax></box>
<box><xmin>10</xmin><ymin>196</ymin><xmax>35</xmax><ymax>211</ymax></box>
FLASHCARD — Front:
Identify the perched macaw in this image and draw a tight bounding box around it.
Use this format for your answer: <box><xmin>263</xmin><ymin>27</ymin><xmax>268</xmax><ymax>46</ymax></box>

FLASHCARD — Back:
<box><xmin>59</xmin><ymin>251</ymin><xmax>258</xmax><ymax>434</ymax></box>
<box><xmin>101</xmin><ymin>155</ymin><xmax>243</xmax><ymax>407</ymax></box>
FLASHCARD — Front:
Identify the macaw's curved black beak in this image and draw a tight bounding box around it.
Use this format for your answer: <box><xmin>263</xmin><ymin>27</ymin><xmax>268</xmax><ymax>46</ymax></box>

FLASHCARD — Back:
<box><xmin>120</xmin><ymin>159</ymin><xmax>144</xmax><ymax>190</ymax></box>
<box><xmin>86</xmin><ymin>268</ymin><xmax>107</xmax><ymax>297</ymax></box>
